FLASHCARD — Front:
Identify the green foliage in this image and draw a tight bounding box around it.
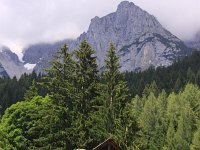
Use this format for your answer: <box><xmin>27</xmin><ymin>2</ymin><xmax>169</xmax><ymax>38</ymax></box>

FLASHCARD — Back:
<box><xmin>43</xmin><ymin>44</ymin><xmax>75</xmax><ymax>106</ymax></box>
<box><xmin>74</xmin><ymin>40</ymin><xmax>98</xmax><ymax>115</ymax></box>
<box><xmin>191</xmin><ymin>121</ymin><xmax>200</xmax><ymax>150</ymax></box>
<box><xmin>23</xmin><ymin>80</ymin><xmax>38</xmax><ymax>101</ymax></box>
<box><xmin>90</xmin><ymin>43</ymin><xmax>130</xmax><ymax>149</ymax></box>
<box><xmin>102</xmin><ymin>42</ymin><xmax>124</xmax><ymax>134</ymax></box>
<box><xmin>123</xmin><ymin>84</ymin><xmax>200</xmax><ymax>149</ymax></box>
<box><xmin>0</xmin><ymin>71</ymin><xmax>44</xmax><ymax>115</ymax></box>
<box><xmin>1</xmin><ymin>43</ymin><xmax>200</xmax><ymax>149</ymax></box>
<box><xmin>0</xmin><ymin>95</ymin><xmax>71</xmax><ymax>149</ymax></box>
<box><xmin>165</xmin><ymin>120</ymin><xmax>176</xmax><ymax>150</ymax></box>
<box><xmin>40</xmin><ymin>44</ymin><xmax>77</xmax><ymax>149</ymax></box>
<box><xmin>124</xmin><ymin>51</ymin><xmax>200</xmax><ymax>96</ymax></box>
<box><xmin>72</xmin><ymin>40</ymin><xmax>99</xmax><ymax>148</ymax></box>
<box><xmin>0</xmin><ymin>127</ymin><xmax>10</xmax><ymax>149</ymax></box>
<box><xmin>0</xmin><ymin>96</ymin><xmax>44</xmax><ymax>148</ymax></box>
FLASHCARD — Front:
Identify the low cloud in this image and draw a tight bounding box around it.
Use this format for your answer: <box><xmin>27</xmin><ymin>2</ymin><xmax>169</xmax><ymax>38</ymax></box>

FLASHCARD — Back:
<box><xmin>132</xmin><ymin>0</ymin><xmax>200</xmax><ymax>40</ymax></box>
<box><xmin>0</xmin><ymin>0</ymin><xmax>199</xmax><ymax>56</ymax></box>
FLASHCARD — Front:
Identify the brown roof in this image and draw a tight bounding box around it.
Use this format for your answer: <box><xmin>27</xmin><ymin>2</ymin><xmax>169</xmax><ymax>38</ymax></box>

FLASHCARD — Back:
<box><xmin>92</xmin><ymin>138</ymin><xmax>121</xmax><ymax>150</ymax></box>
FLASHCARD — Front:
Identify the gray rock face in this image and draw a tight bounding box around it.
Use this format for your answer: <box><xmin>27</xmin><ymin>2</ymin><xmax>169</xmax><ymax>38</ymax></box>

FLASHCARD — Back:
<box><xmin>0</xmin><ymin>46</ymin><xmax>30</xmax><ymax>78</ymax></box>
<box><xmin>69</xmin><ymin>1</ymin><xmax>191</xmax><ymax>71</ymax></box>
<box><xmin>1</xmin><ymin>47</ymin><xmax>21</xmax><ymax>65</ymax></box>
<box><xmin>23</xmin><ymin>1</ymin><xmax>191</xmax><ymax>73</ymax></box>
<box><xmin>185</xmin><ymin>31</ymin><xmax>200</xmax><ymax>50</ymax></box>
<box><xmin>23</xmin><ymin>39</ymin><xmax>74</xmax><ymax>73</ymax></box>
<box><xmin>0</xmin><ymin>63</ymin><xmax>9</xmax><ymax>78</ymax></box>
<box><xmin>118</xmin><ymin>33</ymin><xmax>190</xmax><ymax>71</ymax></box>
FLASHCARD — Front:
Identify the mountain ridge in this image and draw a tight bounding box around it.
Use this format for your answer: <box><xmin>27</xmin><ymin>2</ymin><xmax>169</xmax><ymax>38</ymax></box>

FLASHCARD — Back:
<box><xmin>68</xmin><ymin>1</ymin><xmax>191</xmax><ymax>71</ymax></box>
<box><xmin>0</xmin><ymin>46</ymin><xmax>31</xmax><ymax>78</ymax></box>
<box><xmin>17</xmin><ymin>1</ymin><xmax>193</xmax><ymax>74</ymax></box>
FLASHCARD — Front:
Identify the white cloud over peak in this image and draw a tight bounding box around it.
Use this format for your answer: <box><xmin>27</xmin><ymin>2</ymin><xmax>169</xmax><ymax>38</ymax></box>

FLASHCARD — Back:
<box><xmin>0</xmin><ymin>0</ymin><xmax>199</xmax><ymax>56</ymax></box>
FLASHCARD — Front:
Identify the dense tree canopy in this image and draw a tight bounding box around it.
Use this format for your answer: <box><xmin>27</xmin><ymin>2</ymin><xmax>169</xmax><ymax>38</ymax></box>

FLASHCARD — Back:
<box><xmin>0</xmin><ymin>42</ymin><xmax>200</xmax><ymax>149</ymax></box>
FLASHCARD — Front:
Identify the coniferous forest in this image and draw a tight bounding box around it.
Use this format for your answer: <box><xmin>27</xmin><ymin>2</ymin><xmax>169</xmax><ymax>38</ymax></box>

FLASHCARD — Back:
<box><xmin>0</xmin><ymin>41</ymin><xmax>200</xmax><ymax>149</ymax></box>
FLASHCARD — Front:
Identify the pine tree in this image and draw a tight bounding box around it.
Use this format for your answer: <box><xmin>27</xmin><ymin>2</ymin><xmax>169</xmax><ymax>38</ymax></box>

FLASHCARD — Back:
<box><xmin>103</xmin><ymin>42</ymin><xmax>121</xmax><ymax>133</ymax></box>
<box><xmin>73</xmin><ymin>40</ymin><xmax>99</xmax><ymax>148</ymax></box>
<box><xmin>74</xmin><ymin>40</ymin><xmax>98</xmax><ymax>116</ymax></box>
<box><xmin>143</xmin><ymin>80</ymin><xmax>160</xmax><ymax>97</ymax></box>
<box><xmin>99</xmin><ymin>42</ymin><xmax>129</xmax><ymax>148</ymax></box>
<box><xmin>40</xmin><ymin>44</ymin><xmax>75</xmax><ymax>148</ymax></box>
<box><xmin>191</xmin><ymin>121</ymin><xmax>200</xmax><ymax>150</ymax></box>
<box><xmin>174</xmin><ymin>112</ymin><xmax>191</xmax><ymax>150</ymax></box>
<box><xmin>173</xmin><ymin>77</ymin><xmax>182</xmax><ymax>93</ymax></box>
<box><xmin>165</xmin><ymin>120</ymin><xmax>176</xmax><ymax>150</ymax></box>
<box><xmin>23</xmin><ymin>80</ymin><xmax>38</xmax><ymax>101</ymax></box>
<box><xmin>196</xmin><ymin>70</ymin><xmax>200</xmax><ymax>87</ymax></box>
<box><xmin>187</xmin><ymin>67</ymin><xmax>195</xmax><ymax>83</ymax></box>
<box><xmin>43</xmin><ymin>44</ymin><xmax>75</xmax><ymax>106</ymax></box>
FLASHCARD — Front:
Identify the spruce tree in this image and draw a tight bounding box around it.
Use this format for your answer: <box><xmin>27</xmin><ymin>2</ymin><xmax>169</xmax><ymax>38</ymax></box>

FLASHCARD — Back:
<box><xmin>173</xmin><ymin>77</ymin><xmax>182</xmax><ymax>93</ymax></box>
<box><xmin>74</xmin><ymin>40</ymin><xmax>98</xmax><ymax>116</ymax></box>
<box><xmin>73</xmin><ymin>40</ymin><xmax>99</xmax><ymax>148</ymax></box>
<box><xmin>143</xmin><ymin>81</ymin><xmax>160</xmax><ymax>97</ymax></box>
<box><xmin>44</xmin><ymin>44</ymin><xmax>75</xmax><ymax>107</ymax></box>
<box><xmin>191</xmin><ymin>121</ymin><xmax>200</xmax><ymax>150</ymax></box>
<box><xmin>196</xmin><ymin>70</ymin><xmax>200</xmax><ymax>86</ymax></box>
<box><xmin>187</xmin><ymin>67</ymin><xmax>195</xmax><ymax>83</ymax></box>
<box><xmin>165</xmin><ymin>120</ymin><xmax>176</xmax><ymax>150</ymax></box>
<box><xmin>174</xmin><ymin>112</ymin><xmax>191</xmax><ymax>150</ymax></box>
<box><xmin>99</xmin><ymin>42</ymin><xmax>129</xmax><ymax>147</ymax></box>
<box><xmin>40</xmin><ymin>44</ymin><xmax>75</xmax><ymax>148</ymax></box>
<box><xmin>23</xmin><ymin>80</ymin><xmax>38</xmax><ymax>101</ymax></box>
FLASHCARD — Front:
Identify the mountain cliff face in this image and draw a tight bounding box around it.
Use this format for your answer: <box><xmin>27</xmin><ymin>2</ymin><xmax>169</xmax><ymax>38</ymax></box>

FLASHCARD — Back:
<box><xmin>22</xmin><ymin>39</ymin><xmax>74</xmax><ymax>73</ymax></box>
<box><xmin>185</xmin><ymin>31</ymin><xmax>200</xmax><ymax>50</ymax></box>
<box><xmin>69</xmin><ymin>1</ymin><xmax>190</xmax><ymax>71</ymax></box>
<box><xmin>0</xmin><ymin>47</ymin><xmax>30</xmax><ymax>78</ymax></box>
<box><xmin>23</xmin><ymin>1</ymin><xmax>191</xmax><ymax>73</ymax></box>
<box><xmin>0</xmin><ymin>63</ymin><xmax>9</xmax><ymax>78</ymax></box>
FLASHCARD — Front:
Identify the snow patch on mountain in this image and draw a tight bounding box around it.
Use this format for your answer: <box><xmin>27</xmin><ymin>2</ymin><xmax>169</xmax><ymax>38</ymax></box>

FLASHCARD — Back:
<box><xmin>24</xmin><ymin>63</ymin><xmax>36</xmax><ymax>70</ymax></box>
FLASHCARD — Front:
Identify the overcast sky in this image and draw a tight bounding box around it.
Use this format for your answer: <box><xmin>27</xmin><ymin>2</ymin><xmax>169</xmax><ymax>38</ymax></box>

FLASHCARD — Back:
<box><xmin>0</xmin><ymin>0</ymin><xmax>200</xmax><ymax>57</ymax></box>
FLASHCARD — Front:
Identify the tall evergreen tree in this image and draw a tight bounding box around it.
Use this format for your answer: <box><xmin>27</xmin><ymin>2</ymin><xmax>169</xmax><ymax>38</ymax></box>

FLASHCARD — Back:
<box><xmin>74</xmin><ymin>40</ymin><xmax>98</xmax><ymax>115</ymax></box>
<box><xmin>165</xmin><ymin>120</ymin><xmax>176</xmax><ymax>150</ymax></box>
<box><xmin>191</xmin><ymin>121</ymin><xmax>200</xmax><ymax>150</ymax></box>
<box><xmin>23</xmin><ymin>80</ymin><xmax>38</xmax><ymax>101</ymax></box>
<box><xmin>43</xmin><ymin>44</ymin><xmax>75</xmax><ymax>106</ymax></box>
<box><xmin>143</xmin><ymin>81</ymin><xmax>160</xmax><ymax>97</ymax></box>
<box><xmin>40</xmin><ymin>44</ymin><xmax>75</xmax><ymax>148</ymax></box>
<box><xmin>187</xmin><ymin>67</ymin><xmax>196</xmax><ymax>83</ymax></box>
<box><xmin>196</xmin><ymin>70</ymin><xmax>200</xmax><ymax>86</ymax></box>
<box><xmin>98</xmin><ymin>43</ymin><xmax>129</xmax><ymax>148</ymax></box>
<box><xmin>173</xmin><ymin>77</ymin><xmax>182</xmax><ymax>93</ymax></box>
<box><xmin>73</xmin><ymin>40</ymin><xmax>99</xmax><ymax>148</ymax></box>
<box><xmin>174</xmin><ymin>110</ymin><xmax>191</xmax><ymax>150</ymax></box>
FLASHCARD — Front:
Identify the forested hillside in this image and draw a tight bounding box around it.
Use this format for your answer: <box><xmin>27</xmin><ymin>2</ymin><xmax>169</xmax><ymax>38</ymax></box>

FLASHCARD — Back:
<box><xmin>1</xmin><ymin>50</ymin><xmax>200</xmax><ymax>116</ymax></box>
<box><xmin>0</xmin><ymin>42</ymin><xmax>200</xmax><ymax>149</ymax></box>
<box><xmin>125</xmin><ymin>51</ymin><xmax>200</xmax><ymax>96</ymax></box>
<box><xmin>0</xmin><ymin>72</ymin><xmax>45</xmax><ymax>115</ymax></box>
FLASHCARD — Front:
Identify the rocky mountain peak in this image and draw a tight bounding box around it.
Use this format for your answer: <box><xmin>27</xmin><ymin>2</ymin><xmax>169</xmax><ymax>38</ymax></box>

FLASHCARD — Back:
<box><xmin>69</xmin><ymin>1</ymin><xmax>190</xmax><ymax>71</ymax></box>
<box><xmin>86</xmin><ymin>0</ymin><xmax>171</xmax><ymax>50</ymax></box>
<box><xmin>0</xmin><ymin>46</ymin><xmax>31</xmax><ymax>78</ymax></box>
<box><xmin>24</xmin><ymin>1</ymin><xmax>191</xmax><ymax>73</ymax></box>
<box><xmin>116</xmin><ymin>1</ymin><xmax>137</xmax><ymax>11</ymax></box>
<box><xmin>1</xmin><ymin>47</ymin><xmax>21</xmax><ymax>65</ymax></box>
